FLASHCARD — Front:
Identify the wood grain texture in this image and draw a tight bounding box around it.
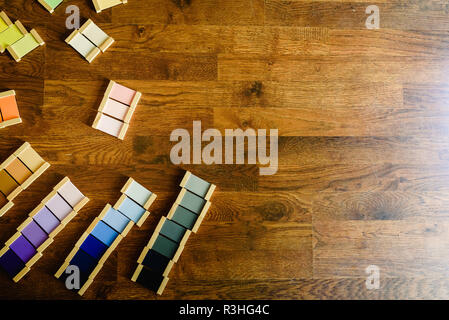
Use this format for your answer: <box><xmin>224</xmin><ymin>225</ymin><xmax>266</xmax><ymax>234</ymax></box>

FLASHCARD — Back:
<box><xmin>0</xmin><ymin>0</ymin><xmax>448</xmax><ymax>300</ymax></box>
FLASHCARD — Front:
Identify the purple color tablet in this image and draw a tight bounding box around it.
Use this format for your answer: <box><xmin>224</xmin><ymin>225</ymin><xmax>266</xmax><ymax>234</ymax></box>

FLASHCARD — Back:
<box><xmin>9</xmin><ymin>235</ymin><xmax>37</xmax><ymax>263</ymax></box>
<box><xmin>33</xmin><ymin>206</ymin><xmax>60</xmax><ymax>234</ymax></box>
<box><xmin>22</xmin><ymin>220</ymin><xmax>48</xmax><ymax>248</ymax></box>
<box><xmin>0</xmin><ymin>249</ymin><xmax>25</xmax><ymax>278</ymax></box>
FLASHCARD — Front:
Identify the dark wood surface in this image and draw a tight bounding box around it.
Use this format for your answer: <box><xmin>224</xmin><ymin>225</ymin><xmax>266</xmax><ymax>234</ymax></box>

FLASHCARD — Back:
<box><xmin>1</xmin><ymin>0</ymin><xmax>449</xmax><ymax>300</ymax></box>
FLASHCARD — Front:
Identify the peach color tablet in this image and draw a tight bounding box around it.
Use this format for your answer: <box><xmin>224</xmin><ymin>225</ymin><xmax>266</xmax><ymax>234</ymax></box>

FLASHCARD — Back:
<box><xmin>5</xmin><ymin>158</ymin><xmax>32</xmax><ymax>185</ymax></box>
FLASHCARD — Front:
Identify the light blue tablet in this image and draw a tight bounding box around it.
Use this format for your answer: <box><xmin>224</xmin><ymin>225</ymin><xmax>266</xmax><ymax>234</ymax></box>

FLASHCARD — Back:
<box><xmin>102</xmin><ymin>207</ymin><xmax>131</xmax><ymax>233</ymax></box>
<box><xmin>123</xmin><ymin>180</ymin><xmax>153</xmax><ymax>207</ymax></box>
<box><xmin>116</xmin><ymin>197</ymin><xmax>146</xmax><ymax>223</ymax></box>
<box><xmin>91</xmin><ymin>220</ymin><xmax>119</xmax><ymax>247</ymax></box>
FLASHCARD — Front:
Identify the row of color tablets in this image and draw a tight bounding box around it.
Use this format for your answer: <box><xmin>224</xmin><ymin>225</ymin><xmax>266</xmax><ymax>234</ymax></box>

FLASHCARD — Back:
<box><xmin>0</xmin><ymin>11</ymin><xmax>44</xmax><ymax>62</ymax></box>
<box><xmin>132</xmin><ymin>171</ymin><xmax>216</xmax><ymax>295</ymax></box>
<box><xmin>0</xmin><ymin>177</ymin><xmax>88</xmax><ymax>282</ymax></box>
<box><xmin>92</xmin><ymin>80</ymin><xmax>142</xmax><ymax>140</ymax></box>
<box><xmin>55</xmin><ymin>178</ymin><xmax>156</xmax><ymax>296</ymax></box>
<box><xmin>65</xmin><ymin>19</ymin><xmax>114</xmax><ymax>63</ymax></box>
<box><xmin>0</xmin><ymin>90</ymin><xmax>21</xmax><ymax>129</ymax></box>
<box><xmin>0</xmin><ymin>142</ymin><xmax>50</xmax><ymax>217</ymax></box>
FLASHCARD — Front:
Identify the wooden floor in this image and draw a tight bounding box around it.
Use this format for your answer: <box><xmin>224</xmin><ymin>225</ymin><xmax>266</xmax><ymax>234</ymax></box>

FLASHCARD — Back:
<box><xmin>1</xmin><ymin>0</ymin><xmax>449</xmax><ymax>300</ymax></box>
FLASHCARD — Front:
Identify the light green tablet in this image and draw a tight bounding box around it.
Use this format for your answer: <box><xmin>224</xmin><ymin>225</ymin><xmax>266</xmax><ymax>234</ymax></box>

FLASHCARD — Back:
<box><xmin>38</xmin><ymin>0</ymin><xmax>64</xmax><ymax>13</ymax></box>
<box><xmin>7</xmin><ymin>30</ymin><xmax>44</xmax><ymax>62</ymax></box>
<box><xmin>9</xmin><ymin>34</ymin><xmax>38</xmax><ymax>59</ymax></box>
<box><xmin>0</xmin><ymin>24</ymin><xmax>26</xmax><ymax>52</ymax></box>
<box><xmin>0</xmin><ymin>19</ymin><xmax>8</xmax><ymax>33</ymax></box>
<box><xmin>0</xmin><ymin>11</ymin><xmax>12</xmax><ymax>33</ymax></box>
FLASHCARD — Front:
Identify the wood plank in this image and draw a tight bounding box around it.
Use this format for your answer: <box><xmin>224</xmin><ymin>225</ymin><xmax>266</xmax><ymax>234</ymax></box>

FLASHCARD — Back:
<box><xmin>313</xmin><ymin>191</ymin><xmax>449</xmax><ymax>221</ymax></box>
<box><xmin>278</xmin><ymin>136</ymin><xmax>449</xmax><ymax>166</ymax></box>
<box><xmin>44</xmin><ymin>80</ymin><xmax>403</xmax><ymax>109</ymax></box>
<box><xmin>45</xmin><ymin>50</ymin><xmax>217</xmax><ymax>81</ymax></box>
<box><xmin>111</xmin><ymin>0</ymin><xmax>265</xmax><ymax>25</ymax></box>
<box><xmin>330</xmin><ymin>30</ymin><xmax>449</xmax><ymax>57</ymax></box>
<box><xmin>101</xmin><ymin>24</ymin><xmax>449</xmax><ymax>58</ymax></box>
<box><xmin>218</xmin><ymin>55</ymin><xmax>449</xmax><ymax>82</ymax></box>
<box><xmin>313</xmin><ymin>219</ymin><xmax>449</xmax><ymax>278</ymax></box>
<box><xmin>107</xmin><ymin>24</ymin><xmax>330</xmax><ymax>55</ymax></box>
<box><xmin>265</xmin><ymin>0</ymin><xmax>449</xmax><ymax>30</ymax></box>
<box><xmin>213</xmin><ymin>106</ymin><xmax>449</xmax><ymax>136</ymax></box>
<box><xmin>259</xmin><ymin>164</ymin><xmax>449</xmax><ymax>192</ymax></box>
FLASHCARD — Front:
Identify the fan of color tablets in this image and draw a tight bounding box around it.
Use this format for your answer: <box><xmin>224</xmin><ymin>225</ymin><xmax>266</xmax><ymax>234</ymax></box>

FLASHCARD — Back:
<box><xmin>0</xmin><ymin>2</ymin><xmax>219</xmax><ymax>297</ymax></box>
<box><xmin>0</xmin><ymin>177</ymin><xmax>88</xmax><ymax>282</ymax></box>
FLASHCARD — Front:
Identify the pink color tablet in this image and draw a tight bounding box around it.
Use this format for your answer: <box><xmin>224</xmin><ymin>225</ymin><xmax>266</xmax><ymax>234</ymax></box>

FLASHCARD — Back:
<box><xmin>109</xmin><ymin>82</ymin><xmax>136</xmax><ymax>106</ymax></box>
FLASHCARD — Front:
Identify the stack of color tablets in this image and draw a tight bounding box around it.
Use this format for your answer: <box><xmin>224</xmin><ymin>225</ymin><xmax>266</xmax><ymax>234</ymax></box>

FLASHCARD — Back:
<box><xmin>37</xmin><ymin>0</ymin><xmax>64</xmax><ymax>13</ymax></box>
<box><xmin>93</xmin><ymin>0</ymin><xmax>127</xmax><ymax>13</ymax></box>
<box><xmin>132</xmin><ymin>171</ymin><xmax>216</xmax><ymax>295</ymax></box>
<box><xmin>0</xmin><ymin>142</ymin><xmax>50</xmax><ymax>217</ymax></box>
<box><xmin>92</xmin><ymin>80</ymin><xmax>142</xmax><ymax>140</ymax></box>
<box><xmin>0</xmin><ymin>11</ymin><xmax>45</xmax><ymax>62</ymax></box>
<box><xmin>55</xmin><ymin>178</ymin><xmax>156</xmax><ymax>296</ymax></box>
<box><xmin>0</xmin><ymin>177</ymin><xmax>88</xmax><ymax>282</ymax></box>
<box><xmin>0</xmin><ymin>90</ymin><xmax>21</xmax><ymax>129</ymax></box>
<box><xmin>65</xmin><ymin>19</ymin><xmax>114</xmax><ymax>63</ymax></box>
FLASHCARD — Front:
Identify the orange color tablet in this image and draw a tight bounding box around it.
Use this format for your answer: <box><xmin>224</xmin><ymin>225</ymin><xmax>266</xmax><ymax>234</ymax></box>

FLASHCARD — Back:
<box><xmin>0</xmin><ymin>95</ymin><xmax>20</xmax><ymax>121</ymax></box>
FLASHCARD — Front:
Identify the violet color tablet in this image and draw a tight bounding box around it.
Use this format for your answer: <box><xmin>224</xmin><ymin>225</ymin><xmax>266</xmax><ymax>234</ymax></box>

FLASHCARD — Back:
<box><xmin>33</xmin><ymin>206</ymin><xmax>60</xmax><ymax>234</ymax></box>
<box><xmin>0</xmin><ymin>249</ymin><xmax>25</xmax><ymax>278</ymax></box>
<box><xmin>9</xmin><ymin>235</ymin><xmax>37</xmax><ymax>263</ymax></box>
<box><xmin>21</xmin><ymin>220</ymin><xmax>48</xmax><ymax>248</ymax></box>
